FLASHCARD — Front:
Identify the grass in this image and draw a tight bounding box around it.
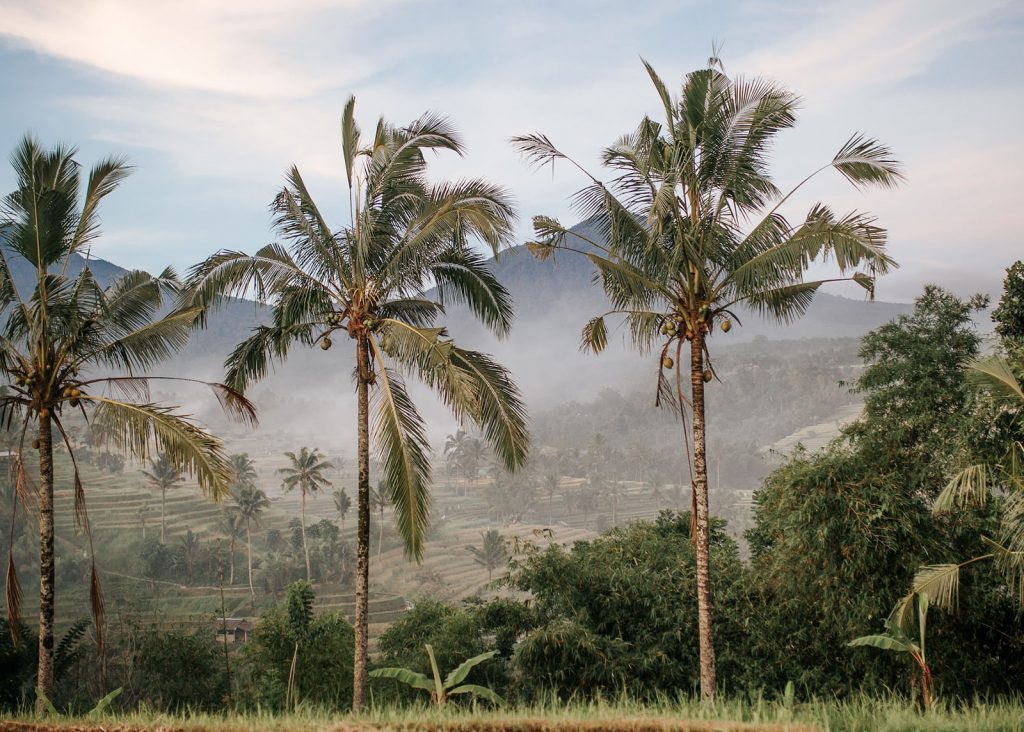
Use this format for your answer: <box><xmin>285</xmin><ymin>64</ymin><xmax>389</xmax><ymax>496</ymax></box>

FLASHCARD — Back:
<box><xmin>3</xmin><ymin>696</ymin><xmax>1024</xmax><ymax>732</ymax></box>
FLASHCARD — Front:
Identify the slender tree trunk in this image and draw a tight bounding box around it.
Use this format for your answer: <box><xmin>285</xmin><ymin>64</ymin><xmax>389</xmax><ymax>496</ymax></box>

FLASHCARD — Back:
<box><xmin>246</xmin><ymin>524</ymin><xmax>255</xmax><ymax>600</ymax></box>
<box><xmin>301</xmin><ymin>491</ymin><xmax>311</xmax><ymax>581</ymax></box>
<box><xmin>36</xmin><ymin>411</ymin><xmax>55</xmax><ymax>716</ymax></box>
<box><xmin>690</xmin><ymin>333</ymin><xmax>716</xmax><ymax>701</ymax></box>
<box><xmin>352</xmin><ymin>336</ymin><xmax>371</xmax><ymax>712</ymax></box>
<box><xmin>229</xmin><ymin>538</ymin><xmax>235</xmax><ymax>585</ymax></box>
<box><xmin>160</xmin><ymin>487</ymin><xmax>166</xmax><ymax>544</ymax></box>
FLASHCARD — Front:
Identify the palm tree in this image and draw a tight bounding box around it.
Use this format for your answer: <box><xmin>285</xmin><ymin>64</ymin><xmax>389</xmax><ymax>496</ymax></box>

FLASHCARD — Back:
<box><xmin>218</xmin><ymin>508</ymin><xmax>245</xmax><ymax>585</ymax></box>
<box><xmin>370</xmin><ymin>481</ymin><xmax>391</xmax><ymax>558</ymax></box>
<box><xmin>463</xmin><ymin>437</ymin><xmax>487</xmax><ymax>493</ymax></box>
<box><xmin>228</xmin><ymin>453</ymin><xmax>258</xmax><ymax>494</ymax></box>
<box><xmin>444</xmin><ymin>429</ymin><xmax>469</xmax><ymax>493</ymax></box>
<box><xmin>513</xmin><ymin>59</ymin><xmax>901</xmax><ymax>698</ymax></box>
<box><xmin>185</xmin><ymin>98</ymin><xmax>529</xmax><ymax>709</ymax></box>
<box><xmin>176</xmin><ymin>530</ymin><xmax>202</xmax><ymax>583</ymax></box>
<box><xmin>142</xmin><ymin>454</ymin><xmax>184</xmax><ymax>543</ymax></box>
<box><xmin>234</xmin><ymin>484</ymin><xmax>270</xmax><ymax>600</ymax></box>
<box><xmin>542</xmin><ymin>473</ymin><xmax>560</xmax><ymax>525</ymax></box>
<box><xmin>136</xmin><ymin>504</ymin><xmax>150</xmax><ymax>542</ymax></box>
<box><xmin>333</xmin><ymin>488</ymin><xmax>352</xmax><ymax>531</ymax></box>
<box><xmin>466</xmin><ymin>529</ymin><xmax>508</xmax><ymax>581</ymax></box>
<box><xmin>0</xmin><ymin>136</ymin><xmax>253</xmax><ymax>711</ymax></box>
<box><xmin>278</xmin><ymin>447</ymin><xmax>333</xmax><ymax>581</ymax></box>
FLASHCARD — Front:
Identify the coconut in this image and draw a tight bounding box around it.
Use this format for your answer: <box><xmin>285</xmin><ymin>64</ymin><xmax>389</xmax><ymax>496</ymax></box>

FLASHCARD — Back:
<box><xmin>69</xmin><ymin>398</ymin><xmax>80</xmax><ymax>408</ymax></box>
<box><xmin>721</xmin><ymin>319</ymin><xmax>732</xmax><ymax>333</ymax></box>
<box><xmin>703</xmin><ymin>369</ymin><xmax>713</xmax><ymax>383</ymax></box>
<box><xmin>662</xmin><ymin>356</ymin><xmax>674</xmax><ymax>370</ymax></box>
<box><xmin>320</xmin><ymin>337</ymin><xmax>333</xmax><ymax>351</ymax></box>
<box><xmin>32</xmin><ymin>439</ymin><xmax>40</xmax><ymax>450</ymax></box>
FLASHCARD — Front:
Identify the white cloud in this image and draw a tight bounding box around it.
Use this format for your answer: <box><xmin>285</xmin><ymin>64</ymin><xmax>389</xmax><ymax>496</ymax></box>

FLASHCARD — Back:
<box><xmin>0</xmin><ymin>0</ymin><xmax>389</xmax><ymax>97</ymax></box>
<box><xmin>736</xmin><ymin>0</ymin><xmax>1010</xmax><ymax>101</ymax></box>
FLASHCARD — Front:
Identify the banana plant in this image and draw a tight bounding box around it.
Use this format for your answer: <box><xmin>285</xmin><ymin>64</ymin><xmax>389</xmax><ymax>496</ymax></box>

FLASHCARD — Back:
<box><xmin>369</xmin><ymin>644</ymin><xmax>503</xmax><ymax>707</ymax></box>
<box><xmin>850</xmin><ymin>592</ymin><xmax>933</xmax><ymax>710</ymax></box>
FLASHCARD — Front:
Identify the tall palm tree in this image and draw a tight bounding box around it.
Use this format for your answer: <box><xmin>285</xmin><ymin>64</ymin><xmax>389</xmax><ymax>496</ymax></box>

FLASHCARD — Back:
<box><xmin>0</xmin><ymin>136</ymin><xmax>253</xmax><ymax>711</ymax></box>
<box><xmin>542</xmin><ymin>473</ymin><xmax>560</xmax><ymax>525</ymax></box>
<box><xmin>333</xmin><ymin>488</ymin><xmax>352</xmax><ymax>531</ymax></box>
<box><xmin>228</xmin><ymin>453</ymin><xmax>258</xmax><ymax>494</ymax></box>
<box><xmin>370</xmin><ymin>481</ymin><xmax>391</xmax><ymax>558</ymax></box>
<box><xmin>142</xmin><ymin>454</ymin><xmax>184</xmax><ymax>543</ymax></box>
<box><xmin>444</xmin><ymin>428</ymin><xmax>469</xmax><ymax>493</ymax></box>
<box><xmin>234</xmin><ymin>484</ymin><xmax>270</xmax><ymax>600</ymax></box>
<box><xmin>136</xmin><ymin>504</ymin><xmax>150</xmax><ymax>542</ymax></box>
<box><xmin>186</xmin><ymin>98</ymin><xmax>529</xmax><ymax>708</ymax></box>
<box><xmin>218</xmin><ymin>508</ymin><xmax>245</xmax><ymax>585</ymax></box>
<box><xmin>513</xmin><ymin>58</ymin><xmax>901</xmax><ymax>699</ymax></box>
<box><xmin>278</xmin><ymin>447</ymin><xmax>333</xmax><ymax>581</ymax></box>
<box><xmin>466</xmin><ymin>529</ymin><xmax>508</xmax><ymax>581</ymax></box>
<box><xmin>463</xmin><ymin>437</ymin><xmax>486</xmax><ymax>494</ymax></box>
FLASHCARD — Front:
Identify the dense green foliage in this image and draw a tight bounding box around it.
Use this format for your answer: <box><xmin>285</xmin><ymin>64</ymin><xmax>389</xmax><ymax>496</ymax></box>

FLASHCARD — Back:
<box><xmin>238</xmin><ymin>589</ymin><xmax>355</xmax><ymax>710</ymax></box>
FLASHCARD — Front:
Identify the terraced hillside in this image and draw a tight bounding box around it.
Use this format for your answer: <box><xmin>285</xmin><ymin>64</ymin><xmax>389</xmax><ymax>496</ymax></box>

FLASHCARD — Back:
<box><xmin>18</xmin><ymin>424</ymin><xmax>755</xmax><ymax>656</ymax></box>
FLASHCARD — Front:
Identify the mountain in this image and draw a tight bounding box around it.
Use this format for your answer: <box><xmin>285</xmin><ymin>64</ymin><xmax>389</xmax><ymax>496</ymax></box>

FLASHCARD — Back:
<box><xmin>0</xmin><ymin>222</ymin><xmax>912</xmax><ymax>420</ymax></box>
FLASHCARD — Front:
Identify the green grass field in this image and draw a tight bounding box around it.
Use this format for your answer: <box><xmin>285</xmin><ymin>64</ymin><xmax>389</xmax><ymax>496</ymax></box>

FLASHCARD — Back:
<box><xmin>3</xmin><ymin>696</ymin><xmax>1024</xmax><ymax>732</ymax></box>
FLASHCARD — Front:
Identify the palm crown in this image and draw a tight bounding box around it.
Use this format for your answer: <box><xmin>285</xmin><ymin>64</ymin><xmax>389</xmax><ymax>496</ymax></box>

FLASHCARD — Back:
<box><xmin>513</xmin><ymin>59</ymin><xmax>902</xmax><ymax>383</ymax></box>
<box><xmin>278</xmin><ymin>447</ymin><xmax>332</xmax><ymax>497</ymax></box>
<box><xmin>187</xmin><ymin>97</ymin><xmax>529</xmax><ymax>558</ymax></box>
<box><xmin>0</xmin><ymin>135</ymin><xmax>254</xmax><ymax>703</ymax></box>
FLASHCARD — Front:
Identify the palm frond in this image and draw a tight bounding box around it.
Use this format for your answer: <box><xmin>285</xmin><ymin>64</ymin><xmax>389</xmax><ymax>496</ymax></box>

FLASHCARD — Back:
<box><xmin>911</xmin><ymin>564</ymin><xmax>961</xmax><ymax>612</ymax></box>
<box><xmin>832</xmin><ymin>133</ymin><xmax>904</xmax><ymax>190</ymax></box>
<box><xmin>580</xmin><ymin>315</ymin><xmax>609</xmax><ymax>354</ymax></box>
<box><xmin>934</xmin><ymin>464</ymin><xmax>990</xmax><ymax>514</ymax></box>
<box><xmin>369</xmin><ymin>360</ymin><xmax>431</xmax><ymax>561</ymax></box>
<box><xmin>967</xmin><ymin>356</ymin><xmax>1024</xmax><ymax>406</ymax></box>
<box><xmin>89</xmin><ymin>397</ymin><xmax>232</xmax><ymax>499</ymax></box>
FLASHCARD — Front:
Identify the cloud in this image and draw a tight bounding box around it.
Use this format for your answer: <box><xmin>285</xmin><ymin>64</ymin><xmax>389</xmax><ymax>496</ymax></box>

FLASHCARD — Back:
<box><xmin>735</xmin><ymin>0</ymin><xmax>1010</xmax><ymax>102</ymax></box>
<box><xmin>0</xmin><ymin>0</ymin><xmax>388</xmax><ymax>97</ymax></box>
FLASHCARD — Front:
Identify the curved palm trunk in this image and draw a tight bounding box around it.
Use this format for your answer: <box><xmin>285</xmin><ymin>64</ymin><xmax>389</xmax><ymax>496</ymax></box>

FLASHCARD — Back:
<box><xmin>229</xmin><ymin>537</ymin><xmax>235</xmax><ymax>585</ymax></box>
<box><xmin>246</xmin><ymin>524</ymin><xmax>255</xmax><ymax>600</ymax></box>
<box><xmin>300</xmin><ymin>491</ymin><xmax>311</xmax><ymax>581</ymax></box>
<box><xmin>36</xmin><ymin>412</ymin><xmax>55</xmax><ymax>715</ymax></box>
<box><xmin>352</xmin><ymin>336</ymin><xmax>371</xmax><ymax>711</ymax></box>
<box><xmin>690</xmin><ymin>333</ymin><xmax>716</xmax><ymax>701</ymax></box>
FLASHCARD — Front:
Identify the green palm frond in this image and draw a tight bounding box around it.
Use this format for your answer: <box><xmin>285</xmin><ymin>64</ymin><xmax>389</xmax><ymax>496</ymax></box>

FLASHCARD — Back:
<box><xmin>88</xmin><ymin>397</ymin><xmax>232</xmax><ymax>499</ymax></box>
<box><xmin>581</xmin><ymin>315</ymin><xmax>609</xmax><ymax>354</ymax></box>
<box><xmin>831</xmin><ymin>133</ymin><xmax>904</xmax><ymax>190</ymax></box>
<box><xmin>910</xmin><ymin>564</ymin><xmax>961</xmax><ymax>612</ymax></box>
<box><xmin>934</xmin><ymin>464</ymin><xmax>991</xmax><ymax>513</ymax></box>
<box><xmin>448</xmin><ymin>347</ymin><xmax>528</xmax><ymax>472</ymax></box>
<box><xmin>967</xmin><ymin>356</ymin><xmax>1024</xmax><ymax>405</ymax></box>
<box><xmin>369</xmin><ymin>360</ymin><xmax>431</xmax><ymax>561</ymax></box>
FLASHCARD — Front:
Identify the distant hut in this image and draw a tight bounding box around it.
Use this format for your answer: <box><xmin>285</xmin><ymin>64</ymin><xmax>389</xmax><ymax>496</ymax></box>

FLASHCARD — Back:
<box><xmin>215</xmin><ymin>618</ymin><xmax>254</xmax><ymax>644</ymax></box>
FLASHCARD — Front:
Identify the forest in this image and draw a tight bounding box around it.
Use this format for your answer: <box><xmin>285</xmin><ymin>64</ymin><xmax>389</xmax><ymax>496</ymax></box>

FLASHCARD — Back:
<box><xmin>1</xmin><ymin>58</ymin><xmax>1023</xmax><ymax>732</ymax></box>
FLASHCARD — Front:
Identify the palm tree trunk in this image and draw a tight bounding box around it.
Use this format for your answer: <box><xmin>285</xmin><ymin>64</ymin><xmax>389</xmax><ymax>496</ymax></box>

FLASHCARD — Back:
<box><xmin>352</xmin><ymin>336</ymin><xmax>371</xmax><ymax>711</ymax></box>
<box><xmin>229</xmin><ymin>538</ymin><xmax>235</xmax><ymax>585</ymax></box>
<box><xmin>690</xmin><ymin>332</ymin><xmax>716</xmax><ymax>701</ymax></box>
<box><xmin>36</xmin><ymin>411</ymin><xmax>55</xmax><ymax>716</ymax></box>
<box><xmin>301</xmin><ymin>491</ymin><xmax>311</xmax><ymax>581</ymax></box>
<box><xmin>246</xmin><ymin>524</ymin><xmax>255</xmax><ymax>600</ymax></box>
<box><xmin>160</xmin><ymin>487</ymin><xmax>166</xmax><ymax>543</ymax></box>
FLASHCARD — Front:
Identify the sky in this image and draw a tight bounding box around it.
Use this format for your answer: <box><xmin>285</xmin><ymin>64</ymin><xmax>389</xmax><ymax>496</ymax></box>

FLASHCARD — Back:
<box><xmin>0</xmin><ymin>0</ymin><xmax>1021</xmax><ymax>303</ymax></box>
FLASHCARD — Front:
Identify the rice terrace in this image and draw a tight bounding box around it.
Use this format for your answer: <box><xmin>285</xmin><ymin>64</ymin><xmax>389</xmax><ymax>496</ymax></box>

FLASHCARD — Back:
<box><xmin>1</xmin><ymin>2</ymin><xmax>1023</xmax><ymax>731</ymax></box>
